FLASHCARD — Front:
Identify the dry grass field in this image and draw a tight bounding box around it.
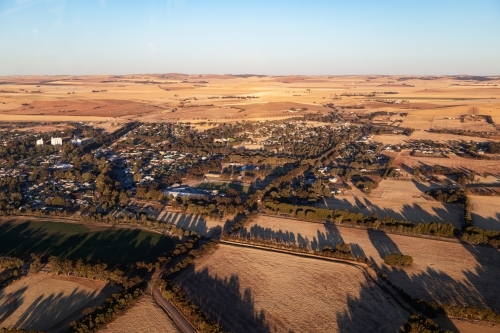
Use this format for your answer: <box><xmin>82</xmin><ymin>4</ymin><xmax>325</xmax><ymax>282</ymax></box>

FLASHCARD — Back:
<box><xmin>395</xmin><ymin>151</ymin><xmax>500</xmax><ymax>176</ymax></box>
<box><xmin>321</xmin><ymin>179</ymin><xmax>463</xmax><ymax>227</ymax></box>
<box><xmin>173</xmin><ymin>243</ymin><xmax>409</xmax><ymax>333</ymax></box>
<box><xmin>0</xmin><ymin>273</ymin><xmax>119</xmax><ymax>332</ymax></box>
<box><xmin>239</xmin><ymin>215</ymin><xmax>500</xmax><ymax>311</ymax></box>
<box><xmin>100</xmin><ymin>295</ymin><xmax>180</xmax><ymax>333</ymax></box>
<box><xmin>0</xmin><ymin>75</ymin><xmax>499</xmax><ymax>124</ymax></box>
<box><xmin>468</xmin><ymin>196</ymin><xmax>500</xmax><ymax>231</ymax></box>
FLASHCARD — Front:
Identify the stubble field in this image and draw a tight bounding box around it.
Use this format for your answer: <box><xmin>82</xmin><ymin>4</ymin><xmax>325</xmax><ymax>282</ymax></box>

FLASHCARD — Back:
<box><xmin>172</xmin><ymin>244</ymin><xmax>409</xmax><ymax>333</ymax></box>
<box><xmin>321</xmin><ymin>179</ymin><xmax>463</xmax><ymax>227</ymax></box>
<box><xmin>99</xmin><ymin>295</ymin><xmax>180</xmax><ymax>333</ymax></box>
<box><xmin>468</xmin><ymin>195</ymin><xmax>500</xmax><ymax>231</ymax></box>
<box><xmin>0</xmin><ymin>75</ymin><xmax>499</xmax><ymax>126</ymax></box>
<box><xmin>238</xmin><ymin>215</ymin><xmax>500</xmax><ymax>311</ymax></box>
<box><xmin>0</xmin><ymin>273</ymin><xmax>119</xmax><ymax>332</ymax></box>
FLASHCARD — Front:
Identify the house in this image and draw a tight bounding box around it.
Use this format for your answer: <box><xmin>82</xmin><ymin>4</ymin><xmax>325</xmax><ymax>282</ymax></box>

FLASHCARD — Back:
<box><xmin>71</xmin><ymin>136</ymin><xmax>82</xmax><ymax>146</ymax></box>
<box><xmin>51</xmin><ymin>137</ymin><xmax>62</xmax><ymax>146</ymax></box>
<box><xmin>329</xmin><ymin>177</ymin><xmax>338</xmax><ymax>183</ymax></box>
<box><xmin>36</xmin><ymin>138</ymin><xmax>44</xmax><ymax>146</ymax></box>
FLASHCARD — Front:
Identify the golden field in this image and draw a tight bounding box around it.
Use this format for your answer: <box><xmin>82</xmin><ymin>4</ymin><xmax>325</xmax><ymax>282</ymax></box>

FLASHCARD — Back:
<box><xmin>0</xmin><ymin>273</ymin><xmax>119</xmax><ymax>332</ymax></box>
<box><xmin>0</xmin><ymin>75</ymin><xmax>499</xmax><ymax>125</ymax></box>
<box><xmin>238</xmin><ymin>215</ymin><xmax>500</xmax><ymax>311</ymax></box>
<box><xmin>173</xmin><ymin>243</ymin><xmax>409</xmax><ymax>333</ymax></box>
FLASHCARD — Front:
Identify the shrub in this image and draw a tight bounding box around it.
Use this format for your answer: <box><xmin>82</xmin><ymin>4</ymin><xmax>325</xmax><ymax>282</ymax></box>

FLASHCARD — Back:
<box><xmin>384</xmin><ymin>253</ymin><xmax>413</xmax><ymax>267</ymax></box>
<box><xmin>402</xmin><ymin>313</ymin><xmax>450</xmax><ymax>333</ymax></box>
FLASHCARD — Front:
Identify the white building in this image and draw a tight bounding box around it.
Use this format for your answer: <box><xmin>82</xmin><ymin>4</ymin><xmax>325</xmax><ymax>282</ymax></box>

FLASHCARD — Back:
<box><xmin>71</xmin><ymin>136</ymin><xmax>82</xmax><ymax>146</ymax></box>
<box><xmin>51</xmin><ymin>137</ymin><xmax>62</xmax><ymax>146</ymax></box>
<box><xmin>36</xmin><ymin>138</ymin><xmax>44</xmax><ymax>146</ymax></box>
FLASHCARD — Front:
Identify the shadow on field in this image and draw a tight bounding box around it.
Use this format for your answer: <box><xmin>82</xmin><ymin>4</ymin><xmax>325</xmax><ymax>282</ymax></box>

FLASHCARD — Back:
<box><xmin>158</xmin><ymin>212</ymin><xmax>222</xmax><ymax>237</ymax></box>
<box><xmin>0</xmin><ymin>286</ymin><xmax>28</xmax><ymax>323</ymax></box>
<box><xmin>366</xmin><ymin>228</ymin><xmax>500</xmax><ymax>319</ymax></box>
<box><xmin>238</xmin><ymin>222</ymin><xmax>345</xmax><ymax>252</ymax></box>
<box><xmin>461</xmin><ymin>242</ymin><xmax>500</xmax><ymax>312</ymax></box>
<box><xmin>367</xmin><ymin>228</ymin><xmax>401</xmax><ymax>259</ymax></box>
<box><xmin>336</xmin><ymin>281</ymin><xmax>411</xmax><ymax>333</ymax></box>
<box><xmin>14</xmin><ymin>286</ymin><xmax>105</xmax><ymax>330</ymax></box>
<box><xmin>174</xmin><ymin>266</ymin><xmax>270</xmax><ymax>333</ymax></box>
<box><xmin>0</xmin><ymin>220</ymin><xmax>179</xmax><ymax>266</ymax></box>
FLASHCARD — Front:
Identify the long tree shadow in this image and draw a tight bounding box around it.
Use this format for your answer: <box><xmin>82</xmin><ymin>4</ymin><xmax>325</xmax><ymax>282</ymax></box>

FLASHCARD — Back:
<box><xmin>172</xmin><ymin>266</ymin><xmax>270</xmax><ymax>333</ymax></box>
<box><xmin>367</xmin><ymin>228</ymin><xmax>401</xmax><ymax>260</ymax></box>
<box><xmin>0</xmin><ymin>220</ymin><xmax>180</xmax><ymax>266</ymax></box>
<box><xmin>0</xmin><ymin>286</ymin><xmax>28</xmax><ymax>324</ymax></box>
<box><xmin>336</xmin><ymin>281</ymin><xmax>411</xmax><ymax>333</ymax></box>
<box><xmin>364</xmin><ymin>225</ymin><xmax>500</xmax><ymax>329</ymax></box>
<box><xmin>240</xmin><ymin>222</ymin><xmax>347</xmax><ymax>252</ymax></box>
<box><xmin>461</xmin><ymin>241</ymin><xmax>500</xmax><ymax>312</ymax></box>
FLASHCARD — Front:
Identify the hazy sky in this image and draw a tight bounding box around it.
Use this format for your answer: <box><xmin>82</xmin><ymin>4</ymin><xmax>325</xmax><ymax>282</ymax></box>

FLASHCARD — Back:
<box><xmin>1</xmin><ymin>0</ymin><xmax>499</xmax><ymax>75</ymax></box>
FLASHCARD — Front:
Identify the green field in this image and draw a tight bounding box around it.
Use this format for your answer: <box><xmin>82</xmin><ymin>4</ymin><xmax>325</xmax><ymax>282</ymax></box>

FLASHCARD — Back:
<box><xmin>0</xmin><ymin>220</ymin><xmax>178</xmax><ymax>266</ymax></box>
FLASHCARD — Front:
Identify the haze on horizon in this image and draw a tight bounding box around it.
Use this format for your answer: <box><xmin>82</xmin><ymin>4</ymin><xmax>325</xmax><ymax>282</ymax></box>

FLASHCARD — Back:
<box><xmin>1</xmin><ymin>0</ymin><xmax>499</xmax><ymax>76</ymax></box>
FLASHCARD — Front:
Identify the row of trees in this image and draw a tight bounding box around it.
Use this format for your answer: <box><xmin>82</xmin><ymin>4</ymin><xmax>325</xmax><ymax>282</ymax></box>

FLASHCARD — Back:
<box><xmin>263</xmin><ymin>202</ymin><xmax>458</xmax><ymax>237</ymax></box>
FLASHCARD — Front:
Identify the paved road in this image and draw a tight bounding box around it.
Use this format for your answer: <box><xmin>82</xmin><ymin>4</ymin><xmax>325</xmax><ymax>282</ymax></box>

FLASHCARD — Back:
<box><xmin>152</xmin><ymin>289</ymin><xmax>196</xmax><ymax>333</ymax></box>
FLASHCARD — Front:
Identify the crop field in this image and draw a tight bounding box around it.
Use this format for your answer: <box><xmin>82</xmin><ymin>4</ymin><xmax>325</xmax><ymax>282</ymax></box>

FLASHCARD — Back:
<box><xmin>1</xmin><ymin>75</ymin><xmax>499</xmax><ymax>124</ymax></box>
<box><xmin>371</xmin><ymin>134</ymin><xmax>410</xmax><ymax>145</ymax></box>
<box><xmin>172</xmin><ymin>243</ymin><xmax>409</xmax><ymax>333</ymax></box>
<box><xmin>0</xmin><ymin>220</ymin><xmax>178</xmax><ymax>265</ymax></box>
<box><xmin>409</xmin><ymin>130</ymin><xmax>500</xmax><ymax>143</ymax></box>
<box><xmin>401</xmin><ymin>115</ymin><xmax>434</xmax><ymax>130</ymax></box>
<box><xmin>395</xmin><ymin>152</ymin><xmax>500</xmax><ymax>176</ymax></box>
<box><xmin>322</xmin><ymin>179</ymin><xmax>463</xmax><ymax>227</ymax></box>
<box><xmin>469</xmin><ymin>196</ymin><xmax>500</xmax><ymax>231</ymax></box>
<box><xmin>0</xmin><ymin>273</ymin><xmax>119</xmax><ymax>332</ymax></box>
<box><xmin>100</xmin><ymin>295</ymin><xmax>180</xmax><ymax>333</ymax></box>
<box><xmin>239</xmin><ymin>215</ymin><xmax>500</xmax><ymax>311</ymax></box>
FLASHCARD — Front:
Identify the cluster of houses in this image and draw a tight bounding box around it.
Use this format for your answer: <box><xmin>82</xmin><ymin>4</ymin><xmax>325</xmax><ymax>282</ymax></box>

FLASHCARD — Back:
<box><xmin>36</xmin><ymin>136</ymin><xmax>83</xmax><ymax>146</ymax></box>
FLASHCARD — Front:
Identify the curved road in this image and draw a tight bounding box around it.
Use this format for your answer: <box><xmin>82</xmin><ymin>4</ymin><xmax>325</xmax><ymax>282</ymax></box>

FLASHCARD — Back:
<box><xmin>152</xmin><ymin>289</ymin><xmax>196</xmax><ymax>333</ymax></box>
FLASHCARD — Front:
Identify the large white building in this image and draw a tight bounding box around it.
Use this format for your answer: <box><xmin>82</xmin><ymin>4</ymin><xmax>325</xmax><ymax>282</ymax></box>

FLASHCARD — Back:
<box><xmin>51</xmin><ymin>137</ymin><xmax>62</xmax><ymax>146</ymax></box>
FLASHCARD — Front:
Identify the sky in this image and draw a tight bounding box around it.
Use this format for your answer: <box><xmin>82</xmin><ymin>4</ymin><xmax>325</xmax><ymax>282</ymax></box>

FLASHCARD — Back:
<box><xmin>0</xmin><ymin>0</ymin><xmax>499</xmax><ymax>75</ymax></box>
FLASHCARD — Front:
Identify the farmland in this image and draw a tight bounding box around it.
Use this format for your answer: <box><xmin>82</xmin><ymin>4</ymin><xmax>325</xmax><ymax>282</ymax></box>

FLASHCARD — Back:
<box><xmin>321</xmin><ymin>179</ymin><xmax>464</xmax><ymax>227</ymax></box>
<box><xmin>469</xmin><ymin>196</ymin><xmax>500</xmax><ymax>231</ymax></box>
<box><xmin>394</xmin><ymin>152</ymin><xmax>500</xmax><ymax>176</ymax></box>
<box><xmin>172</xmin><ymin>243</ymin><xmax>410</xmax><ymax>333</ymax></box>
<box><xmin>0</xmin><ymin>220</ymin><xmax>179</xmax><ymax>265</ymax></box>
<box><xmin>238</xmin><ymin>215</ymin><xmax>500</xmax><ymax>311</ymax></box>
<box><xmin>0</xmin><ymin>74</ymin><xmax>499</xmax><ymax>332</ymax></box>
<box><xmin>0</xmin><ymin>273</ymin><xmax>119</xmax><ymax>332</ymax></box>
<box><xmin>99</xmin><ymin>295</ymin><xmax>181</xmax><ymax>333</ymax></box>
<box><xmin>1</xmin><ymin>75</ymin><xmax>500</xmax><ymax>124</ymax></box>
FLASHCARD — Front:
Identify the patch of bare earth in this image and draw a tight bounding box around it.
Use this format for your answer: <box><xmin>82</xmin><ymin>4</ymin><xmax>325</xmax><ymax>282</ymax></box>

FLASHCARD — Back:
<box><xmin>99</xmin><ymin>295</ymin><xmax>181</xmax><ymax>333</ymax></box>
<box><xmin>173</xmin><ymin>244</ymin><xmax>409</xmax><ymax>333</ymax></box>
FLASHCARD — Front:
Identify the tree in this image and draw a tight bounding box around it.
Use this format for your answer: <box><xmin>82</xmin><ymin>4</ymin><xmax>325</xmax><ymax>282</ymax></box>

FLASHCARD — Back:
<box><xmin>119</xmin><ymin>191</ymin><xmax>129</xmax><ymax>205</ymax></box>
